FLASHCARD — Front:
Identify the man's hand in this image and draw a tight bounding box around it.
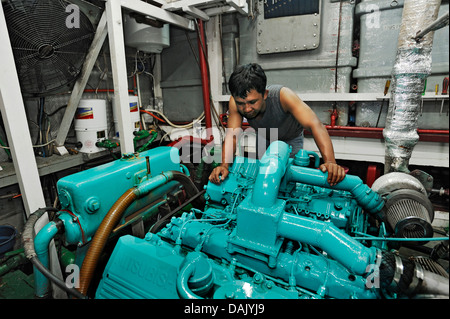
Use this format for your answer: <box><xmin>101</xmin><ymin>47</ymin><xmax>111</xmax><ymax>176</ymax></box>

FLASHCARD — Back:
<box><xmin>209</xmin><ymin>165</ymin><xmax>230</xmax><ymax>184</ymax></box>
<box><xmin>319</xmin><ymin>162</ymin><xmax>346</xmax><ymax>186</ymax></box>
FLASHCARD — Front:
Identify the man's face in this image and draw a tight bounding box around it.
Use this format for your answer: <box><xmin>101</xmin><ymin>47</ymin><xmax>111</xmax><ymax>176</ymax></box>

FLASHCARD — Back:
<box><xmin>234</xmin><ymin>89</ymin><xmax>267</xmax><ymax>119</ymax></box>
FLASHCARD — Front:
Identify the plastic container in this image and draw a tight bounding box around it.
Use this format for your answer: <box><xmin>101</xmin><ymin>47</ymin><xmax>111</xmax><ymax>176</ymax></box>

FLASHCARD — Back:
<box><xmin>74</xmin><ymin>99</ymin><xmax>108</xmax><ymax>153</ymax></box>
<box><xmin>112</xmin><ymin>95</ymin><xmax>141</xmax><ymax>138</ymax></box>
<box><xmin>0</xmin><ymin>225</ymin><xmax>17</xmax><ymax>258</ymax></box>
<box><xmin>123</xmin><ymin>13</ymin><xmax>170</xmax><ymax>53</ymax></box>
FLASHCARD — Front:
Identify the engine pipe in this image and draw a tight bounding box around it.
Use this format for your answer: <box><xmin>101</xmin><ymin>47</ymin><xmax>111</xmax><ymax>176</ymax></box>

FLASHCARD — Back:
<box><xmin>22</xmin><ymin>207</ymin><xmax>86</xmax><ymax>299</ymax></box>
<box><xmin>251</xmin><ymin>140</ymin><xmax>384</xmax><ymax>214</ymax></box>
<box><xmin>33</xmin><ymin>220</ymin><xmax>63</xmax><ymax>298</ymax></box>
<box><xmin>177</xmin><ymin>261</ymin><xmax>202</xmax><ymax>299</ymax></box>
<box><xmin>251</xmin><ymin>141</ymin><xmax>291</xmax><ymax>207</ymax></box>
<box><xmin>278</xmin><ymin>213</ymin><xmax>377</xmax><ymax>275</ymax></box>
<box><xmin>383</xmin><ymin>0</ymin><xmax>442</xmax><ymax>173</ymax></box>
<box><xmin>284</xmin><ymin>164</ymin><xmax>384</xmax><ymax>214</ymax></box>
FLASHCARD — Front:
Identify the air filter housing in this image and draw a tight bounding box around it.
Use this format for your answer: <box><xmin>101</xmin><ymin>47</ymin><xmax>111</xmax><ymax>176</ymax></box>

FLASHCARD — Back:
<box><xmin>384</xmin><ymin>189</ymin><xmax>434</xmax><ymax>243</ymax></box>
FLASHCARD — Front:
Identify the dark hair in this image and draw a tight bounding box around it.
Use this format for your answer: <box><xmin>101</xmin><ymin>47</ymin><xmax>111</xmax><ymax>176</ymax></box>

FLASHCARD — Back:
<box><xmin>228</xmin><ymin>63</ymin><xmax>267</xmax><ymax>98</ymax></box>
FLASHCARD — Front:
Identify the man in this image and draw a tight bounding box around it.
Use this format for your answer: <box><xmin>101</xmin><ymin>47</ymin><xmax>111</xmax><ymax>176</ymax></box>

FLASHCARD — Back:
<box><xmin>209</xmin><ymin>63</ymin><xmax>346</xmax><ymax>186</ymax></box>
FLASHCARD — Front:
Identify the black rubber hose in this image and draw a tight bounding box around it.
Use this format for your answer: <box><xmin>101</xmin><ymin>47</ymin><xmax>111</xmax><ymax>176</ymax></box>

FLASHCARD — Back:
<box><xmin>22</xmin><ymin>207</ymin><xmax>87</xmax><ymax>299</ymax></box>
<box><xmin>379</xmin><ymin>252</ymin><xmax>415</xmax><ymax>295</ymax></box>
<box><xmin>149</xmin><ymin>171</ymin><xmax>205</xmax><ymax>234</ymax></box>
<box><xmin>171</xmin><ymin>171</ymin><xmax>206</xmax><ymax>208</ymax></box>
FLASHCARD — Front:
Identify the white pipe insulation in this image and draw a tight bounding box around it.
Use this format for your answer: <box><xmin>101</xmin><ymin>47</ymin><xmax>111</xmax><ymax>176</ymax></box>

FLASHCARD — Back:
<box><xmin>383</xmin><ymin>0</ymin><xmax>442</xmax><ymax>173</ymax></box>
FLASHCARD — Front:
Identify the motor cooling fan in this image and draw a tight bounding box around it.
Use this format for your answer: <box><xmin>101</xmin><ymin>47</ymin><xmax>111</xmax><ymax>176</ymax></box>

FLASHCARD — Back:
<box><xmin>3</xmin><ymin>0</ymin><xmax>94</xmax><ymax>95</ymax></box>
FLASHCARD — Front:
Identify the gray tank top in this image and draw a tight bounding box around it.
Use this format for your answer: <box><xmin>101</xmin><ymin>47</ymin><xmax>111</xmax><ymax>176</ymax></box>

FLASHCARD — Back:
<box><xmin>247</xmin><ymin>85</ymin><xmax>304</xmax><ymax>157</ymax></box>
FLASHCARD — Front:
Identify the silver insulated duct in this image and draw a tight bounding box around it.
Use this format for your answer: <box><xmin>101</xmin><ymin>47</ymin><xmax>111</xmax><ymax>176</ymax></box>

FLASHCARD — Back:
<box><xmin>383</xmin><ymin>0</ymin><xmax>442</xmax><ymax>173</ymax></box>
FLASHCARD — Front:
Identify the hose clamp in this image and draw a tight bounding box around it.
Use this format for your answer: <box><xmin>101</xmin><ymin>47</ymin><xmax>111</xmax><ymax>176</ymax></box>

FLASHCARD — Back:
<box><xmin>406</xmin><ymin>261</ymin><xmax>425</xmax><ymax>295</ymax></box>
<box><xmin>390</xmin><ymin>254</ymin><xmax>404</xmax><ymax>290</ymax></box>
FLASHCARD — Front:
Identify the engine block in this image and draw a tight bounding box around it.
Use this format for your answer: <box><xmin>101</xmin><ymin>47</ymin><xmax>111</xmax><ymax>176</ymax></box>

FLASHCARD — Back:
<box><xmin>95</xmin><ymin>142</ymin><xmax>447</xmax><ymax>299</ymax></box>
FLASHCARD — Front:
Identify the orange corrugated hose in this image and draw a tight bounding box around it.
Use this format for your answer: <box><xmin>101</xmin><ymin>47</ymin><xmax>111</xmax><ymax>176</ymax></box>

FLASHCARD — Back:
<box><xmin>78</xmin><ymin>189</ymin><xmax>138</xmax><ymax>295</ymax></box>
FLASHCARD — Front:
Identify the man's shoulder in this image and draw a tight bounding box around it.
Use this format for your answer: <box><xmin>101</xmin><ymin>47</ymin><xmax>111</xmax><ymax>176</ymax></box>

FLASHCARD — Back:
<box><xmin>267</xmin><ymin>84</ymin><xmax>284</xmax><ymax>92</ymax></box>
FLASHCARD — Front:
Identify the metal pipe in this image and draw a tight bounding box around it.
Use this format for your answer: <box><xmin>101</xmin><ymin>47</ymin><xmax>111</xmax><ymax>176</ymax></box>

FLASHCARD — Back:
<box><xmin>22</xmin><ymin>207</ymin><xmax>86</xmax><ymax>299</ymax></box>
<box><xmin>177</xmin><ymin>261</ymin><xmax>202</xmax><ymax>299</ymax></box>
<box><xmin>33</xmin><ymin>221</ymin><xmax>61</xmax><ymax>298</ymax></box>
<box><xmin>417</xmin><ymin>270</ymin><xmax>450</xmax><ymax>296</ymax></box>
<box><xmin>414</xmin><ymin>11</ymin><xmax>449</xmax><ymax>41</ymax></box>
<box><xmin>383</xmin><ymin>0</ymin><xmax>442</xmax><ymax>173</ymax></box>
<box><xmin>251</xmin><ymin>141</ymin><xmax>291</xmax><ymax>207</ymax></box>
<box><xmin>326</xmin><ymin>125</ymin><xmax>449</xmax><ymax>134</ymax></box>
<box><xmin>278</xmin><ymin>213</ymin><xmax>378</xmax><ymax>275</ymax></box>
<box><xmin>284</xmin><ymin>164</ymin><xmax>384</xmax><ymax>214</ymax></box>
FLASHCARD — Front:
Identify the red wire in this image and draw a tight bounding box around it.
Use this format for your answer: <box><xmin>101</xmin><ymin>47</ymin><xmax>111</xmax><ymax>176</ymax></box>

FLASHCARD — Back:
<box><xmin>140</xmin><ymin>109</ymin><xmax>166</xmax><ymax>123</ymax></box>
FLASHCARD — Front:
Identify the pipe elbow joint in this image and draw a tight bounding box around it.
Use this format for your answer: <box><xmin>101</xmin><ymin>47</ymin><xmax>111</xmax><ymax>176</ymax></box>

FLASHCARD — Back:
<box><xmin>34</xmin><ymin>220</ymin><xmax>63</xmax><ymax>258</ymax></box>
<box><xmin>58</xmin><ymin>213</ymin><xmax>83</xmax><ymax>245</ymax></box>
<box><xmin>252</xmin><ymin>141</ymin><xmax>291</xmax><ymax>207</ymax></box>
<box><xmin>350</xmin><ymin>182</ymin><xmax>385</xmax><ymax>214</ymax></box>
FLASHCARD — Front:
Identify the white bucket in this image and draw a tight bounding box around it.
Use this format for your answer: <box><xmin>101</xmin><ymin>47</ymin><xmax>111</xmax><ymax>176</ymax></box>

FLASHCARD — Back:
<box><xmin>112</xmin><ymin>95</ymin><xmax>141</xmax><ymax>138</ymax></box>
<box><xmin>74</xmin><ymin>99</ymin><xmax>108</xmax><ymax>153</ymax></box>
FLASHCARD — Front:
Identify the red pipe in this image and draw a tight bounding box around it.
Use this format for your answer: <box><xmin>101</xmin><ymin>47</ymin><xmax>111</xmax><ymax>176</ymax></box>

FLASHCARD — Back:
<box><xmin>325</xmin><ymin>125</ymin><xmax>383</xmax><ymax>131</ymax></box>
<box><xmin>325</xmin><ymin>125</ymin><xmax>449</xmax><ymax>135</ymax></box>
<box><xmin>417</xmin><ymin>129</ymin><xmax>450</xmax><ymax>134</ymax></box>
<box><xmin>197</xmin><ymin>19</ymin><xmax>213</xmax><ymax>141</ymax></box>
<box><xmin>220</xmin><ymin>113</ymin><xmax>448</xmax><ymax>138</ymax></box>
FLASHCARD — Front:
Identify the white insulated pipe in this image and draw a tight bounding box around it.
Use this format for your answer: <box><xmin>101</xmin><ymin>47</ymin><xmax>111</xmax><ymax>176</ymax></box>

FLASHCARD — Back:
<box><xmin>383</xmin><ymin>0</ymin><xmax>442</xmax><ymax>173</ymax></box>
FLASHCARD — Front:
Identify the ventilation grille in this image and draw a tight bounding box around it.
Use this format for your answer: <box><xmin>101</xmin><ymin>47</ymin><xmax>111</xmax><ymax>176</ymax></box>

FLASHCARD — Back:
<box><xmin>3</xmin><ymin>0</ymin><xmax>94</xmax><ymax>94</ymax></box>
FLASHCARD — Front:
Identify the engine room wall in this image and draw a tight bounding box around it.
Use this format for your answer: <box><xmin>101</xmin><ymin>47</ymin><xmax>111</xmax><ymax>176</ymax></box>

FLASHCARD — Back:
<box><xmin>238</xmin><ymin>0</ymin><xmax>356</xmax><ymax>126</ymax></box>
<box><xmin>160</xmin><ymin>27</ymin><xmax>204</xmax><ymax>122</ymax></box>
<box><xmin>158</xmin><ymin>0</ymin><xmax>449</xmax><ymax>130</ymax></box>
<box><xmin>354</xmin><ymin>0</ymin><xmax>449</xmax><ymax>129</ymax></box>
